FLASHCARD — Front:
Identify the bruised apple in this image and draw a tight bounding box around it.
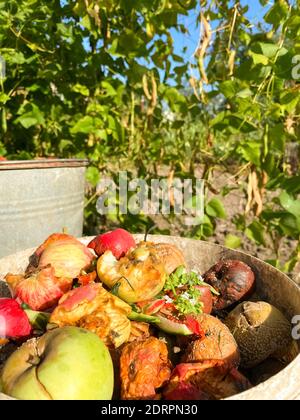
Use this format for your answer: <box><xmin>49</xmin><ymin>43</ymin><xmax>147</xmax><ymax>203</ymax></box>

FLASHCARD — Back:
<box><xmin>6</xmin><ymin>266</ymin><xmax>72</xmax><ymax>311</ymax></box>
<box><xmin>6</xmin><ymin>234</ymin><xmax>96</xmax><ymax>311</ymax></box>
<box><xmin>30</xmin><ymin>233</ymin><xmax>95</xmax><ymax>279</ymax></box>
<box><xmin>0</xmin><ymin>326</ymin><xmax>114</xmax><ymax>400</ymax></box>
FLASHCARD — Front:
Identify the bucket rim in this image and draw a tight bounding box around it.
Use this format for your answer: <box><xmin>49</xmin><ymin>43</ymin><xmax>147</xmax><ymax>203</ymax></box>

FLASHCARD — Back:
<box><xmin>0</xmin><ymin>159</ymin><xmax>89</xmax><ymax>171</ymax></box>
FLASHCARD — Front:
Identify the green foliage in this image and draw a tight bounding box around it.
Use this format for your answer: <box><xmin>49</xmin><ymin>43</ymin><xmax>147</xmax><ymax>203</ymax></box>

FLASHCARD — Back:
<box><xmin>225</xmin><ymin>234</ymin><xmax>242</xmax><ymax>250</ymax></box>
<box><xmin>0</xmin><ymin>0</ymin><xmax>299</xmax><ymax>273</ymax></box>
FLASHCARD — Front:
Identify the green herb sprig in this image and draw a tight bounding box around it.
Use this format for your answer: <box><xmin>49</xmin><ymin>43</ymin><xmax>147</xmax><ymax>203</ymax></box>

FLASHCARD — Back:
<box><xmin>162</xmin><ymin>266</ymin><xmax>219</xmax><ymax>316</ymax></box>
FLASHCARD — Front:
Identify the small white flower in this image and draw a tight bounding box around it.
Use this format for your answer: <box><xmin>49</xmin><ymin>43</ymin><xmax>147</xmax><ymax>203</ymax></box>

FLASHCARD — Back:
<box><xmin>163</xmin><ymin>295</ymin><xmax>174</xmax><ymax>304</ymax></box>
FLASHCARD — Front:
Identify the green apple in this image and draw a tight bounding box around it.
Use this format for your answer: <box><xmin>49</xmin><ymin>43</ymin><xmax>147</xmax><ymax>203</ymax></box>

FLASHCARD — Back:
<box><xmin>0</xmin><ymin>326</ymin><xmax>114</xmax><ymax>400</ymax></box>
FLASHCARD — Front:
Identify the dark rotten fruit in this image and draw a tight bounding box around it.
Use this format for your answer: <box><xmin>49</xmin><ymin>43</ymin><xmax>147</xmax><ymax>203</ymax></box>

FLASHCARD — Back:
<box><xmin>203</xmin><ymin>260</ymin><xmax>255</xmax><ymax>310</ymax></box>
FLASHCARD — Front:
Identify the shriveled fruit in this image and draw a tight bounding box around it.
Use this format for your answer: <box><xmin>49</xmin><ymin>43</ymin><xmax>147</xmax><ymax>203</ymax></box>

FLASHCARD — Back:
<box><xmin>182</xmin><ymin>314</ymin><xmax>240</xmax><ymax>368</ymax></box>
<box><xmin>5</xmin><ymin>266</ymin><xmax>72</xmax><ymax>311</ymax></box>
<box><xmin>97</xmin><ymin>243</ymin><xmax>167</xmax><ymax>303</ymax></box>
<box><xmin>32</xmin><ymin>233</ymin><xmax>80</xmax><ymax>260</ymax></box>
<box><xmin>0</xmin><ymin>299</ymin><xmax>32</xmax><ymax>340</ymax></box>
<box><xmin>163</xmin><ymin>360</ymin><xmax>251</xmax><ymax>400</ymax></box>
<box><xmin>144</xmin><ymin>242</ymin><xmax>186</xmax><ymax>275</ymax></box>
<box><xmin>88</xmin><ymin>229</ymin><xmax>136</xmax><ymax>259</ymax></box>
<box><xmin>50</xmin><ymin>283</ymin><xmax>132</xmax><ymax>348</ymax></box>
<box><xmin>1</xmin><ymin>326</ymin><xmax>114</xmax><ymax>400</ymax></box>
<box><xmin>225</xmin><ymin>301</ymin><xmax>294</xmax><ymax>368</ymax></box>
<box><xmin>204</xmin><ymin>260</ymin><xmax>255</xmax><ymax>310</ymax></box>
<box><xmin>127</xmin><ymin>322</ymin><xmax>150</xmax><ymax>343</ymax></box>
<box><xmin>37</xmin><ymin>234</ymin><xmax>95</xmax><ymax>279</ymax></box>
<box><xmin>120</xmin><ymin>337</ymin><xmax>172</xmax><ymax>400</ymax></box>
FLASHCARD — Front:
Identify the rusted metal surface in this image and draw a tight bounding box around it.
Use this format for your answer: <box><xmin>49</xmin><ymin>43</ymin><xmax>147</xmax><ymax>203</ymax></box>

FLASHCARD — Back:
<box><xmin>0</xmin><ymin>159</ymin><xmax>89</xmax><ymax>171</ymax></box>
<box><xmin>0</xmin><ymin>160</ymin><xmax>88</xmax><ymax>258</ymax></box>
<box><xmin>0</xmin><ymin>235</ymin><xmax>299</xmax><ymax>400</ymax></box>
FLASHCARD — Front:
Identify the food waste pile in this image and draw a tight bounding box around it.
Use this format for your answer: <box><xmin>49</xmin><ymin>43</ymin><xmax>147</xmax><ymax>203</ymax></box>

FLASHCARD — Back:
<box><xmin>0</xmin><ymin>229</ymin><xmax>298</xmax><ymax>400</ymax></box>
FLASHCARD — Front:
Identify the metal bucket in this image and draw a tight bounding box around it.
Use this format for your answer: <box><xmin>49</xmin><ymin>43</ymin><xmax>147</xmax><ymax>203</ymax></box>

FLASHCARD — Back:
<box><xmin>0</xmin><ymin>235</ymin><xmax>299</xmax><ymax>400</ymax></box>
<box><xmin>0</xmin><ymin>159</ymin><xmax>88</xmax><ymax>258</ymax></box>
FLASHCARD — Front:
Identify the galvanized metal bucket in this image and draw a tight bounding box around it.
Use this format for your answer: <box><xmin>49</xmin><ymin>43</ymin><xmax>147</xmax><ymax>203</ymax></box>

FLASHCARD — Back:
<box><xmin>0</xmin><ymin>235</ymin><xmax>299</xmax><ymax>400</ymax></box>
<box><xmin>0</xmin><ymin>159</ymin><xmax>88</xmax><ymax>258</ymax></box>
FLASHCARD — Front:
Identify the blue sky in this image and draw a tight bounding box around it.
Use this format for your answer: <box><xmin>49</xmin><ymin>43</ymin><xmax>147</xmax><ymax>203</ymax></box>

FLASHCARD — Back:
<box><xmin>171</xmin><ymin>0</ymin><xmax>269</xmax><ymax>62</ymax></box>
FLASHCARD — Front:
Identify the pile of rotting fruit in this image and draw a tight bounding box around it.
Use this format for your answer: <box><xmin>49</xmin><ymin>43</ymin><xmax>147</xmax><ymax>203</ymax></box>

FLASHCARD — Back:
<box><xmin>0</xmin><ymin>229</ymin><xmax>298</xmax><ymax>400</ymax></box>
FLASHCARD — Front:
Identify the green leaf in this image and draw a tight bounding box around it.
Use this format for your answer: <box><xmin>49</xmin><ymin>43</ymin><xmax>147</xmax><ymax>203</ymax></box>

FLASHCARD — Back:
<box><xmin>245</xmin><ymin>221</ymin><xmax>266</xmax><ymax>246</ymax></box>
<box><xmin>237</xmin><ymin>141</ymin><xmax>262</xmax><ymax>167</ymax></box>
<box><xmin>1</xmin><ymin>50</ymin><xmax>26</xmax><ymax>65</ymax></box>
<box><xmin>280</xmin><ymin>91</ymin><xmax>300</xmax><ymax>113</ymax></box>
<box><xmin>280</xmin><ymin>213</ymin><xmax>300</xmax><ymax>236</ymax></box>
<box><xmin>251</xmin><ymin>43</ymin><xmax>287</xmax><ymax>60</ymax></box>
<box><xmin>86</xmin><ymin>167</ymin><xmax>100</xmax><ymax>187</ymax></box>
<box><xmin>71</xmin><ymin>116</ymin><xmax>94</xmax><ymax>134</ymax></box>
<box><xmin>81</xmin><ymin>14</ymin><xmax>92</xmax><ymax>31</ymax></box>
<box><xmin>206</xmin><ymin>198</ymin><xmax>227</xmax><ymax>219</ymax></box>
<box><xmin>279</xmin><ymin>192</ymin><xmax>300</xmax><ymax>219</ymax></box>
<box><xmin>70</xmin><ymin>116</ymin><xmax>104</xmax><ymax>136</ymax></box>
<box><xmin>219</xmin><ymin>81</ymin><xmax>236</xmax><ymax>99</ymax></box>
<box><xmin>115</xmin><ymin>29</ymin><xmax>146</xmax><ymax>57</ymax></box>
<box><xmin>236</xmin><ymin>88</ymin><xmax>253</xmax><ymax>99</ymax></box>
<box><xmin>58</xmin><ymin>139</ymin><xmax>74</xmax><ymax>153</ymax></box>
<box><xmin>14</xmin><ymin>104</ymin><xmax>45</xmax><ymax>128</ymax></box>
<box><xmin>219</xmin><ymin>81</ymin><xmax>253</xmax><ymax>99</ymax></box>
<box><xmin>0</xmin><ymin>93</ymin><xmax>10</xmax><ymax>104</ymax></box>
<box><xmin>101</xmin><ymin>81</ymin><xmax>117</xmax><ymax>97</ymax></box>
<box><xmin>269</xmin><ymin>124</ymin><xmax>286</xmax><ymax>152</ymax></box>
<box><xmin>225</xmin><ymin>234</ymin><xmax>242</xmax><ymax>249</ymax></box>
<box><xmin>282</xmin><ymin>176</ymin><xmax>300</xmax><ymax>194</ymax></box>
<box><xmin>248</xmin><ymin>51</ymin><xmax>269</xmax><ymax>66</ymax></box>
<box><xmin>163</xmin><ymin>87</ymin><xmax>188</xmax><ymax>114</ymax></box>
<box><xmin>264</xmin><ymin>0</ymin><xmax>289</xmax><ymax>28</ymax></box>
<box><xmin>259</xmin><ymin>0</ymin><xmax>270</xmax><ymax>5</ymax></box>
<box><xmin>72</xmin><ymin>84</ymin><xmax>90</xmax><ymax>96</ymax></box>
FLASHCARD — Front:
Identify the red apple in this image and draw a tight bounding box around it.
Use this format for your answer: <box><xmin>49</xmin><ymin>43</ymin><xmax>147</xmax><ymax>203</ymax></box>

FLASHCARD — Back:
<box><xmin>88</xmin><ymin>229</ymin><xmax>136</xmax><ymax>259</ymax></box>
<box><xmin>0</xmin><ymin>299</ymin><xmax>32</xmax><ymax>340</ymax></box>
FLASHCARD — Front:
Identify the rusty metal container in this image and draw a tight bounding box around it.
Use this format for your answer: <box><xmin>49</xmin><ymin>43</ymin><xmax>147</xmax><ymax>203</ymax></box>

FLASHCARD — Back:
<box><xmin>0</xmin><ymin>159</ymin><xmax>88</xmax><ymax>258</ymax></box>
<box><xmin>0</xmin><ymin>235</ymin><xmax>299</xmax><ymax>400</ymax></box>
